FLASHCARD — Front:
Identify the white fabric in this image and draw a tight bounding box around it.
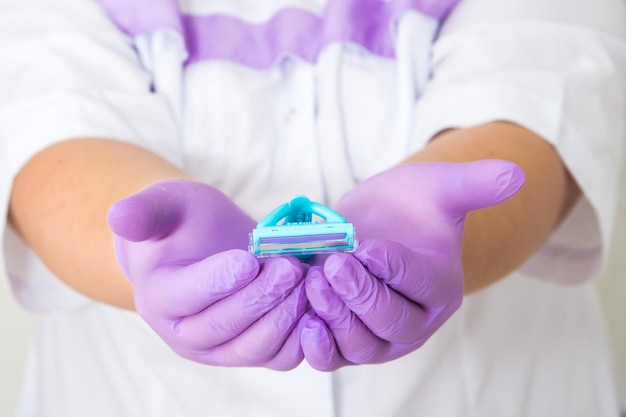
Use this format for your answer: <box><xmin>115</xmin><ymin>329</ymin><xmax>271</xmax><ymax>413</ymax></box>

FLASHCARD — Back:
<box><xmin>0</xmin><ymin>0</ymin><xmax>625</xmax><ymax>415</ymax></box>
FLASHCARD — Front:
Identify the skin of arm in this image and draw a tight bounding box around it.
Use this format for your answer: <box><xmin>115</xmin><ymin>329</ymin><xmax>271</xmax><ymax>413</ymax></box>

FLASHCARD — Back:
<box><xmin>407</xmin><ymin>121</ymin><xmax>580</xmax><ymax>294</ymax></box>
<box><xmin>8</xmin><ymin>138</ymin><xmax>193</xmax><ymax>310</ymax></box>
<box><xmin>7</xmin><ymin>121</ymin><xmax>580</xmax><ymax>309</ymax></box>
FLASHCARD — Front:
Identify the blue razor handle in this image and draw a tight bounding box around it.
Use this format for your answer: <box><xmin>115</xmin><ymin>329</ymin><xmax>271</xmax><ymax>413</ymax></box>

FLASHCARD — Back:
<box><xmin>249</xmin><ymin>195</ymin><xmax>358</xmax><ymax>260</ymax></box>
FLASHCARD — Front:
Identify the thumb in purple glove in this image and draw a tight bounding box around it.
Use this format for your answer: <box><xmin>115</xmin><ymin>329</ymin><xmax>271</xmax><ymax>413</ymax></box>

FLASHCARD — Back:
<box><xmin>301</xmin><ymin>160</ymin><xmax>525</xmax><ymax>370</ymax></box>
<box><xmin>107</xmin><ymin>178</ymin><xmax>255</xmax><ymax>273</ymax></box>
<box><xmin>108</xmin><ymin>179</ymin><xmax>310</xmax><ymax>370</ymax></box>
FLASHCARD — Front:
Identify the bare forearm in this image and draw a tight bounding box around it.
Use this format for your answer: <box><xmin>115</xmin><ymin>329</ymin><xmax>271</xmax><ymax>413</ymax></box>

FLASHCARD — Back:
<box><xmin>8</xmin><ymin>138</ymin><xmax>193</xmax><ymax>310</ymax></box>
<box><xmin>404</xmin><ymin>122</ymin><xmax>580</xmax><ymax>294</ymax></box>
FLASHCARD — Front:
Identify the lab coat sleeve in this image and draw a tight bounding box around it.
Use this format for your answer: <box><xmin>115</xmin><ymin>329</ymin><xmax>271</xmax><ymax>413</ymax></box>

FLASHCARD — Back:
<box><xmin>0</xmin><ymin>0</ymin><xmax>183</xmax><ymax>310</ymax></box>
<box><xmin>412</xmin><ymin>0</ymin><xmax>626</xmax><ymax>284</ymax></box>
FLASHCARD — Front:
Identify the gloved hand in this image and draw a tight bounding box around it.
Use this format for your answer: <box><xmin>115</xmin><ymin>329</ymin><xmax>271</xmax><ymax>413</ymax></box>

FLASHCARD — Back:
<box><xmin>107</xmin><ymin>179</ymin><xmax>310</xmax><ymax>370</ymax></box>
<box><xmin>301</xmin><ymin>160</ymin><xmax>525</xmax><ymax>370</ymax></box>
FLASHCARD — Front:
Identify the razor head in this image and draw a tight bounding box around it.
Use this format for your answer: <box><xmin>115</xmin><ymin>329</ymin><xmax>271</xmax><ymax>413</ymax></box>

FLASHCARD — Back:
<box><xmin>249</xmin><ymin>222</ymin><xmax>358</xmax><ymax>259</ymax></box>
<box><xmin>249</xmin><ymin>195</ymin><xmax>358</xmax><ymax>259</ymax></box>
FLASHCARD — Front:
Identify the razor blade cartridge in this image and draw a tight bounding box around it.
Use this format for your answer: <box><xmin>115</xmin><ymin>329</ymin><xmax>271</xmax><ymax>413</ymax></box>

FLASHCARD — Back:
<box><xmin>249</xmin><ymin>195</ymin><xmax>358</xmax><ymax>259</ymax></box>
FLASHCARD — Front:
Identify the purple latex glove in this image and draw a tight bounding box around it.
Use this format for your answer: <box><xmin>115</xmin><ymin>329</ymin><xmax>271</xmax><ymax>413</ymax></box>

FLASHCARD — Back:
<box><xmin>301</xmin><ymin>160</ymin><xmax>525</xmax><ymax>370</ymax></box>
<box><xmin>107</xmin><ymin>179</ymin><xmax>310</xmax><ymax>370</ymax></box>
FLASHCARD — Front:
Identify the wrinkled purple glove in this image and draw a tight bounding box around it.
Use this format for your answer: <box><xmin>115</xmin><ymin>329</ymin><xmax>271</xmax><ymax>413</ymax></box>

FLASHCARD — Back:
<box><xmin>107</xmin><ymin>179</ymin><xmax>310</xmax><ymax>370</ymax></box>
<box><xmin>301</xmin><ymin>160</ymin><xmax>525</xmax><ymax>370</ymax></box>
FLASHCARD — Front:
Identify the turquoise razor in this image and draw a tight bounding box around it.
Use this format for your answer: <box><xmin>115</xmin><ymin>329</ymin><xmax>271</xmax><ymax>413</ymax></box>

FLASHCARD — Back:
<box><xmin>249</xmin><ymin>195</ymin><xmax>358</xmax><ymax>260</ymax></box>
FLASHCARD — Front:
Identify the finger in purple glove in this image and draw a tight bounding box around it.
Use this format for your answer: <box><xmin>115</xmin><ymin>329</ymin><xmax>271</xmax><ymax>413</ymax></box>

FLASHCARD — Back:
<box><xmin>303</xmin><ymin>266</ymin><xmax>385</xmax><ymax>369</ymax></box>
<box><xmin>178</xmin><ymin>281</ymin><xmax>311</xmax><ymax>370</ymax></box>
<box><xmin>301</xmin><ymin>316</ymin><xmax>348</xmax><ymax>371</ymax></box>
<box><xmin>134</xmin><ymin>249</ymin><xmax>260</xmax><ymax>319</ymax></box>
<box><xmin>168</xmin><ymin>256</ymin><xmax>305</xmax><ymax>352</ymax></box>
<box><xmin>322</xmin><ymin>250</ymin><xmax>434</xmax><ymax>345</ymax></box>
<box><xmin>107</xmin><ymin>179</ymin><xmax>256</xmax><ymax>260</ymax></box>
<box><xmin>351</xmin><ymin>239</ymin><xmax>463</xmax><ymax>323</ymax></box>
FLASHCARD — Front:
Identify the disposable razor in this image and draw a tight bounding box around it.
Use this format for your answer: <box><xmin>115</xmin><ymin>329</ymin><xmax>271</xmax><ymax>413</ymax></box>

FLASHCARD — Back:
<box><xmin>249</xmin><ymin>195</ymin><xmax>358</xmax><ymax>260</ymax></box>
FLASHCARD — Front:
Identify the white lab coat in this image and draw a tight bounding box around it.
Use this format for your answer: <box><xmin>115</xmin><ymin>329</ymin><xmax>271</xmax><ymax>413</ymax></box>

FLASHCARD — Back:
<box><xmin>0</xmin><ymin>0</ymin><xmax>625</xmax><ymax>415</ymax></box>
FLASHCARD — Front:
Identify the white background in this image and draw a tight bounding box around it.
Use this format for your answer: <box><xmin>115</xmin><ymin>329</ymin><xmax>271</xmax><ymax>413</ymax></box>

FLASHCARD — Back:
<box><xmin>1</xmin><ymin>179</ymin><xmax>625</xmax><ymax>415</ymax></box>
